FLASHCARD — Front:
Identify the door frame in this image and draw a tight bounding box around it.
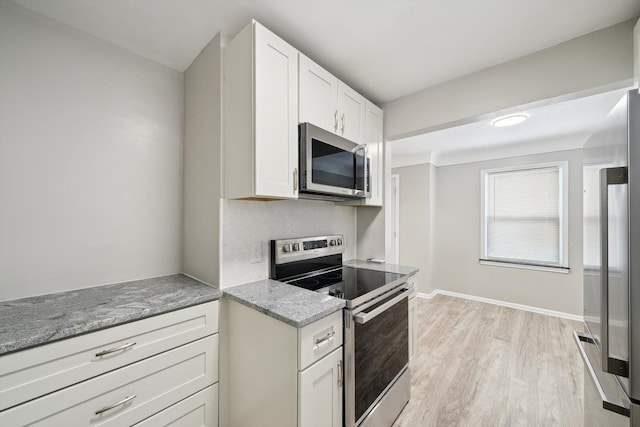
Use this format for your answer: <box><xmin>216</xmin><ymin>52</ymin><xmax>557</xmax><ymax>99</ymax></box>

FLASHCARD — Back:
<box><xmin>390</xmin><ymin>174</ymin><xmax>400</xmax><ymax>264</ymax></box>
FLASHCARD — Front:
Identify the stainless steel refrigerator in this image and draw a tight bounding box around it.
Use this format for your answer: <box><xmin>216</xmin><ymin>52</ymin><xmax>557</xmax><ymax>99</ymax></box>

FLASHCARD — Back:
<box><xmin>575</xmin><ymin>88</ymin><xmax>640</xmax><ymax>426</ymax></box>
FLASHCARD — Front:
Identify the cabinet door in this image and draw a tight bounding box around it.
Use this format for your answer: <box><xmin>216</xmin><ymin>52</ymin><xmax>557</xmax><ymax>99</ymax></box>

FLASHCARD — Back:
<box><xmin>364</xmin><ymin>101</ymin><xmax>383</xmax><ymax>206</ymax></box>
<box><xmin>254</xmin><ymin>22</ymin><xmax>299</xmax><ymax>199</ymax></box>
<box><xmin>299</xmin><ymin>347</ymin><xmax>343</xmax><ymax>427</ymax></box>
<box><xmin>337</xmin><ymin>81</ymin><xmax>366</xmax><ymax>144</ymax></box>
<box><xmin>299</xmin><ymin>54</ymin><xmax>338</xmax><ymax>134</ymax></box>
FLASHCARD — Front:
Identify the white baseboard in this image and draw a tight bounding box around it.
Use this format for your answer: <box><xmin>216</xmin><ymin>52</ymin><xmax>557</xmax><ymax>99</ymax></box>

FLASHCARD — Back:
<box><xmin>417</xmin><ymin>290</ymin><xmax>437</xmax><ymax>299</ymax></box>
<box><xmin>416</xmin><ymin>289</ymin><xmax>583</xmax><ymax>322</ymax></box>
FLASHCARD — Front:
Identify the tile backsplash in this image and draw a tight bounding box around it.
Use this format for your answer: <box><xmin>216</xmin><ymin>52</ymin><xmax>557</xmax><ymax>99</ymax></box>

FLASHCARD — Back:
<box><xmin>221</xmin><ymin>199</ymin><xmax>356</xmax><ymax>288</ymax></box>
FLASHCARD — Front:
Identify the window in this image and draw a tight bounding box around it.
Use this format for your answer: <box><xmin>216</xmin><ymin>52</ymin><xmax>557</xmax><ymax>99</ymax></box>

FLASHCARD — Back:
<box><xmin>480</xmin><ymin>162</ymin><xmax>569</xmax><ymax>271</ymax></box>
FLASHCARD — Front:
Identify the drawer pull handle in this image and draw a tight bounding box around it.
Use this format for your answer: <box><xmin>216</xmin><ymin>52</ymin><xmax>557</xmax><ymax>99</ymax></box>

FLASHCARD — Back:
<box><xmin>314</xmin><ymin>331</ymin><xmax>336</xmax><ymax>347</ymax></box>
<box><xmin>95</xmin><ymin>394</ymin><xmax>137</xmax><ymax>415</ymax></box>
<box><xmin>95</xmin><ymin>342</ymin><xmax>136</xmax><ymax>357</ymax></box>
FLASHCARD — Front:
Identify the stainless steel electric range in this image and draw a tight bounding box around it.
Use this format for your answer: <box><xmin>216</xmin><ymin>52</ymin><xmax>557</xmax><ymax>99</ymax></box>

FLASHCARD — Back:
<box><xmin>271</xmin><ymin>235</ymin><xmax>411</xmax><ymax>427</ymax></box>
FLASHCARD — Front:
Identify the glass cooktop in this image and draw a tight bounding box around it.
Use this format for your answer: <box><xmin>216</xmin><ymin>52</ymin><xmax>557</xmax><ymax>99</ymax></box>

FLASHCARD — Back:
<box><xmin>287</xmin><ymin>266</ymin><xmax>404</xmax><ymax>302</ymax></box>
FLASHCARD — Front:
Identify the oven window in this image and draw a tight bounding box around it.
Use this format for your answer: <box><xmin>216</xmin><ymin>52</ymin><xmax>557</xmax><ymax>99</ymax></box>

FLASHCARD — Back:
<box><xmin>311</xmin><ymin>139</ymin><xmax>355</xmax><ymax>188</ymax></box>
<box><xmin>354</xmin><ymin>296</ymin><xmax>409</xmax><ymax>421</ymax></box>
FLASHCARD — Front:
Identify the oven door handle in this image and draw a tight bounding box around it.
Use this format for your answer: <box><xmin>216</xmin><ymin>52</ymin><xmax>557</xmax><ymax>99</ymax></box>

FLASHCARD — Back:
<box><xmin>354</xmin><ymin>288</ymin><xmax>410</xmax><ymax>324</ymax></box>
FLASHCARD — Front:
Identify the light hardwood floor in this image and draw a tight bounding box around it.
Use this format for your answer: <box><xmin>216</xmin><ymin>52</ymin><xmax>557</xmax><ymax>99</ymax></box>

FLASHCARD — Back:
<box><xmin>393</xmin><ymin>295</ymin><xmax>584</xmax><ymax>427</ymax></box>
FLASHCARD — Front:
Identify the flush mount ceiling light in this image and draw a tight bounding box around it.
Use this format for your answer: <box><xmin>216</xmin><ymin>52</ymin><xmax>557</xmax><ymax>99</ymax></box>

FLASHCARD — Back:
<box><xmin>492</xmin><ymin>114</ymin><xmax>528</xmax><ymax>127</ymax></box>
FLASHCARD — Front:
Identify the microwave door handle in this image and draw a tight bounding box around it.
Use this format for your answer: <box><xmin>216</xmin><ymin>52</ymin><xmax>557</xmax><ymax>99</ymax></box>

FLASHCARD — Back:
<box><xmin>600</xmin><ymin>167</ymin><xmax>629</xmax><ymax>377</ymax></box>
<box><xmin>352</xmin><ymin>144</ymin><xmax>369</xmax><ymax>196</ymax></box>
<box><xmin>364</xmin><ymin>146</ymin><xmax>369</xmax><ymax>196</ymax></box>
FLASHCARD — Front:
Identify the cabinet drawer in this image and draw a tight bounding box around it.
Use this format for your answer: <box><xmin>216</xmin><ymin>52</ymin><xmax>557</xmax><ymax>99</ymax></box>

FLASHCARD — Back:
<box><xmin>0</xmin><ymin>335</ymin><xmax>218</xmax><ymax>426</ymax></box>
<box><xmin>0</xmin><ymin>301</ymin><xmax>218</xmax><ymax>411</ymax></box>
<box><xmin>134</xmin><ymin>384</ymin><xmax>218</xmax><ymax>427</ymax></box>
<box><xmin>298</xmin><ymin>310</ymin><xmax>343</xmax><ymax>370</ymax></box>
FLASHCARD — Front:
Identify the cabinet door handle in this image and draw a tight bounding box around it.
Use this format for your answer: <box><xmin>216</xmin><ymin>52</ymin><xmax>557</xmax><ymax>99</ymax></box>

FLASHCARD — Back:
<box><xmin>95</xmin><ymin>342</ymin><xmax>136</xmax><ymax>357</ymax></box>
<box><xmin>293</xmin><ymin>167</ymin><xmax>298</xmax><ymax>192</ymax></box>
<box><xmin>338</xmin><ymin>360</ymin><xmax>343</xmax><ymax>388</ymax></box>
<box><xmin>95</xmin><ymin>395</ymin><xmax>137</xmax><ymax>415</ymax></box>
<box><xmin>341</xmin><ymin>114</ymin><xmax>345</xmax><ymax>135</ymax></box>
<box><xmin>334</xmin><ymin>110</ymin><xmax>338</xmax><ymax>132</ymax></box>
<box><xmin>314</xmin><ymin>330</ymin><xmax>335</xmax><ymax>347</ymax></box>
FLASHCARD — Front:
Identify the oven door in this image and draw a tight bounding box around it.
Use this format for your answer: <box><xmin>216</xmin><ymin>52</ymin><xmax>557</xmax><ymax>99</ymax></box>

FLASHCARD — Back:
<box><xmin>345</xmin><ymin>286</ymin><xmax>410</xmax><ymax>426</ymax></box>
<box><xmin>299</xmin><ymin>122</ymin><xmax>369</xmax><ymax>198</ymax></box>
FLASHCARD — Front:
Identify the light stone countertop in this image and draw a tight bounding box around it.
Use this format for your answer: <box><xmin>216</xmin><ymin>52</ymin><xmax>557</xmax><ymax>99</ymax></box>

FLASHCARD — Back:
<box><xmin>343</xmin><ymin>259</ymin><xmax>419</xmax><ymax>276</ymax></box>
<box><xmin>0</xmin><ymin>274</ymin><xmax>221</xmax><ymax>355</ymax></box>
<box><xmin>223</xmin><ymin>279</ymin><xmax>346</xmax><ymax>328</ymax></box>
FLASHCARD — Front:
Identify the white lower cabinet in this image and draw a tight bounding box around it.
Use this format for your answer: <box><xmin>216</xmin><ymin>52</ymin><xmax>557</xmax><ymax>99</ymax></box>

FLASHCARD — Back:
<box><xmin>226</xmin><ymin>299</ymin><xmax>343</xmax><ymax>427</ymax></box>
<box><xmin>298</xmin><ymin>347</ymin><xmax>342</xmax><ymax>427</ymax></box>
<box><xmin>134</xmin><ymin>384</ymin><xmax>218</xmax><ymax>427</ymax></box>
<box><xmin>0</xmin><ymin>301</ymin><xmax>219</xmax><ymax>427</ymax></box>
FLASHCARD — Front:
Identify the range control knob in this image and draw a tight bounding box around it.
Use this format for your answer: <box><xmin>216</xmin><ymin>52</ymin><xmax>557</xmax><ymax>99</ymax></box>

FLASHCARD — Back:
<box><xmin>337</xmin><ymin>238</ymin><xmax>343</xmax><ymax>245</ymax></box>
<box><xmin>283</xmin><ymin>244</ymin><xmax>292</xmax><ymax>253</ymax></box>
<box><xmin>330</xmin><ymin>240</ymin><xmax>337</xmax><ymax>246</ymax></box>
<box><xmin>292</xmin><ymin>243</ymin><xmax>300</xmax><ymax>251</ymax></box>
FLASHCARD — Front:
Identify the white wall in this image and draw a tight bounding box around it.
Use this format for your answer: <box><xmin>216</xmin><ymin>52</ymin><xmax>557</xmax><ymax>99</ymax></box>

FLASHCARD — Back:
<box><xmin>384</xmin><ymin>19</ymin><xmax>636</xmax><ymax>140</ymax></box>
<box><xmin>221</xmin><ymin>199</ymin><xmax>356</xmax><ymax>287</ymax></box>
<box><xmin>391</xmin><ymin>163</ymin><xmax>432</xmax><ymax>294</ymax></box>
<box><xmin>430</xmin><ymin>148</ymin><xmax>583</xmax><ymax>315</ymax></box>
<box><xmin>0</xmin><ymin>3</ymin><xmax>184</xmax><ymax>300</ymax></box>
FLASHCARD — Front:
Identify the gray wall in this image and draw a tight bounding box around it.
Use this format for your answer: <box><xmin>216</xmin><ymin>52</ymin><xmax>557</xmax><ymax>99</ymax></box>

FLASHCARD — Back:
<box><xmin>433</xmin><ymin>149</ymin><xmax>583</xmax><ymax>315</ymax></box>
<box><xmin>384</xmin><ymin>19</ymin><xmax>636</xmax><ymax>139</ymax></box>
<box><xmin>391</xmin><ymin>164</ymin><xmax>433</xmax><ymax>294</ymax></box>
<box><xmin>0</xmin><ymin>3</ymin><xmax>184</xmax><ymax>300</ymax></box>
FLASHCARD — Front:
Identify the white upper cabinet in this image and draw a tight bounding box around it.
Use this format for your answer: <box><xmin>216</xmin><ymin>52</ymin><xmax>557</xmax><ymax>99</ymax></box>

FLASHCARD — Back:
<box><xmin>364</xmin><ymin>101</ymin><xmax>384</xmax><ymax>206</ymax></box>
<box><xmin>299</xmin><ymin>54</ymin><xmax>366</xmax><ymax>144</ymax></box>
<box><xmin>224</xmin><ymin>22</ymin><xmax>379</xmax><ymax>202</ymax></box>
<box><xmin>340</xmin><ymin>100</ymin><xmax>384</xmax><ymax>207</ymax></box>
<box><xmin>224</xmin><ymin>21</ymin><xmax>299</xmax><ymax>200</ymax></box>
<box><xmin>337</xmin><ymin>81</ymin><xmax>366</xmax><ymax>144</ymax></box>
<box><xmin>299</xmin><ymin>55</ymin><xmax>339</xmax><ymax>134</ymax></box>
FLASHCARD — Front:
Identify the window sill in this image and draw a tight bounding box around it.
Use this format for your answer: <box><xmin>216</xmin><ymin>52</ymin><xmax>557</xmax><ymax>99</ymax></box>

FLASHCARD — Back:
<box><xmin>479</xmin><ymin>259</ymin><xmax>570</xmax><ymax>274</ymax></box>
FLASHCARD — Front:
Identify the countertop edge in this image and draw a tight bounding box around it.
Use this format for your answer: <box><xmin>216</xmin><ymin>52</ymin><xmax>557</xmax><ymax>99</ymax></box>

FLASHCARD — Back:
<box><xmin>343</xmin><ymin>259</ymin><xmax>420</xmax><ymax>276</ymax></box>
<box><xmin>223</xmin><ymin>291</ymin><xmax>345</xmax><ymax>328</ymax></box>
<box><xmin>222</xmin><ymin>280</ymin><xmax>346</xmax><ymax>328</ymax></box>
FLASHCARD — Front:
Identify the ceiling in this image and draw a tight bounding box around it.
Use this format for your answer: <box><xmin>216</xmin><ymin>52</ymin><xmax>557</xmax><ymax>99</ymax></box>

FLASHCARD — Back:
<box><xmin>10</xmin><ymin>0</ymin><xmax>640</xmax><ymax>105</ymax></box>
<box><xmin>391</xmin><ymin>88</ymin><xmax>629</xmax><ymax>167</ymax></box>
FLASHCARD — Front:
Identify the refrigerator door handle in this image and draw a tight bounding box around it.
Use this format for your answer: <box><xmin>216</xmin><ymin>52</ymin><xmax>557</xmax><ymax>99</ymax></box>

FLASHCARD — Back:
<box><xmin>574</xmin><ymin>331</ymin><xmax>630</xmax><ymax>417</ymax></box>
<box><xmin>600</xmin><ymin>167</ymin><xmax>629</xmax><ymax>378</ymax></box>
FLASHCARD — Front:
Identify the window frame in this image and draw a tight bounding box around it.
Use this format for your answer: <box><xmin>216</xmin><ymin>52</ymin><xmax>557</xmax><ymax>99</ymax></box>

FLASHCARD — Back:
<box><xmin>479</xmin><ymin>161</ymin><xmax>570</xmax><ymax>272</ymax></box>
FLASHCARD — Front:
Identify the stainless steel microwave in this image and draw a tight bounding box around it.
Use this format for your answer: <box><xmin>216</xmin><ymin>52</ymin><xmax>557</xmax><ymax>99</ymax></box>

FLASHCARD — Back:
<box><xmin>299</xmin><ymin>122</ymin><xmax>369</xmax><ymax>201</ymax></box>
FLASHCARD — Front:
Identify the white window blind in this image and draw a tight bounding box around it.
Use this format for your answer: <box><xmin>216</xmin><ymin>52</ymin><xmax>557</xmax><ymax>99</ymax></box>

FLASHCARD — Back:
<box><xmin>481</xmin><ymin>163</ymin><xmax>568</xmax><ymax>269</ymax></box>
